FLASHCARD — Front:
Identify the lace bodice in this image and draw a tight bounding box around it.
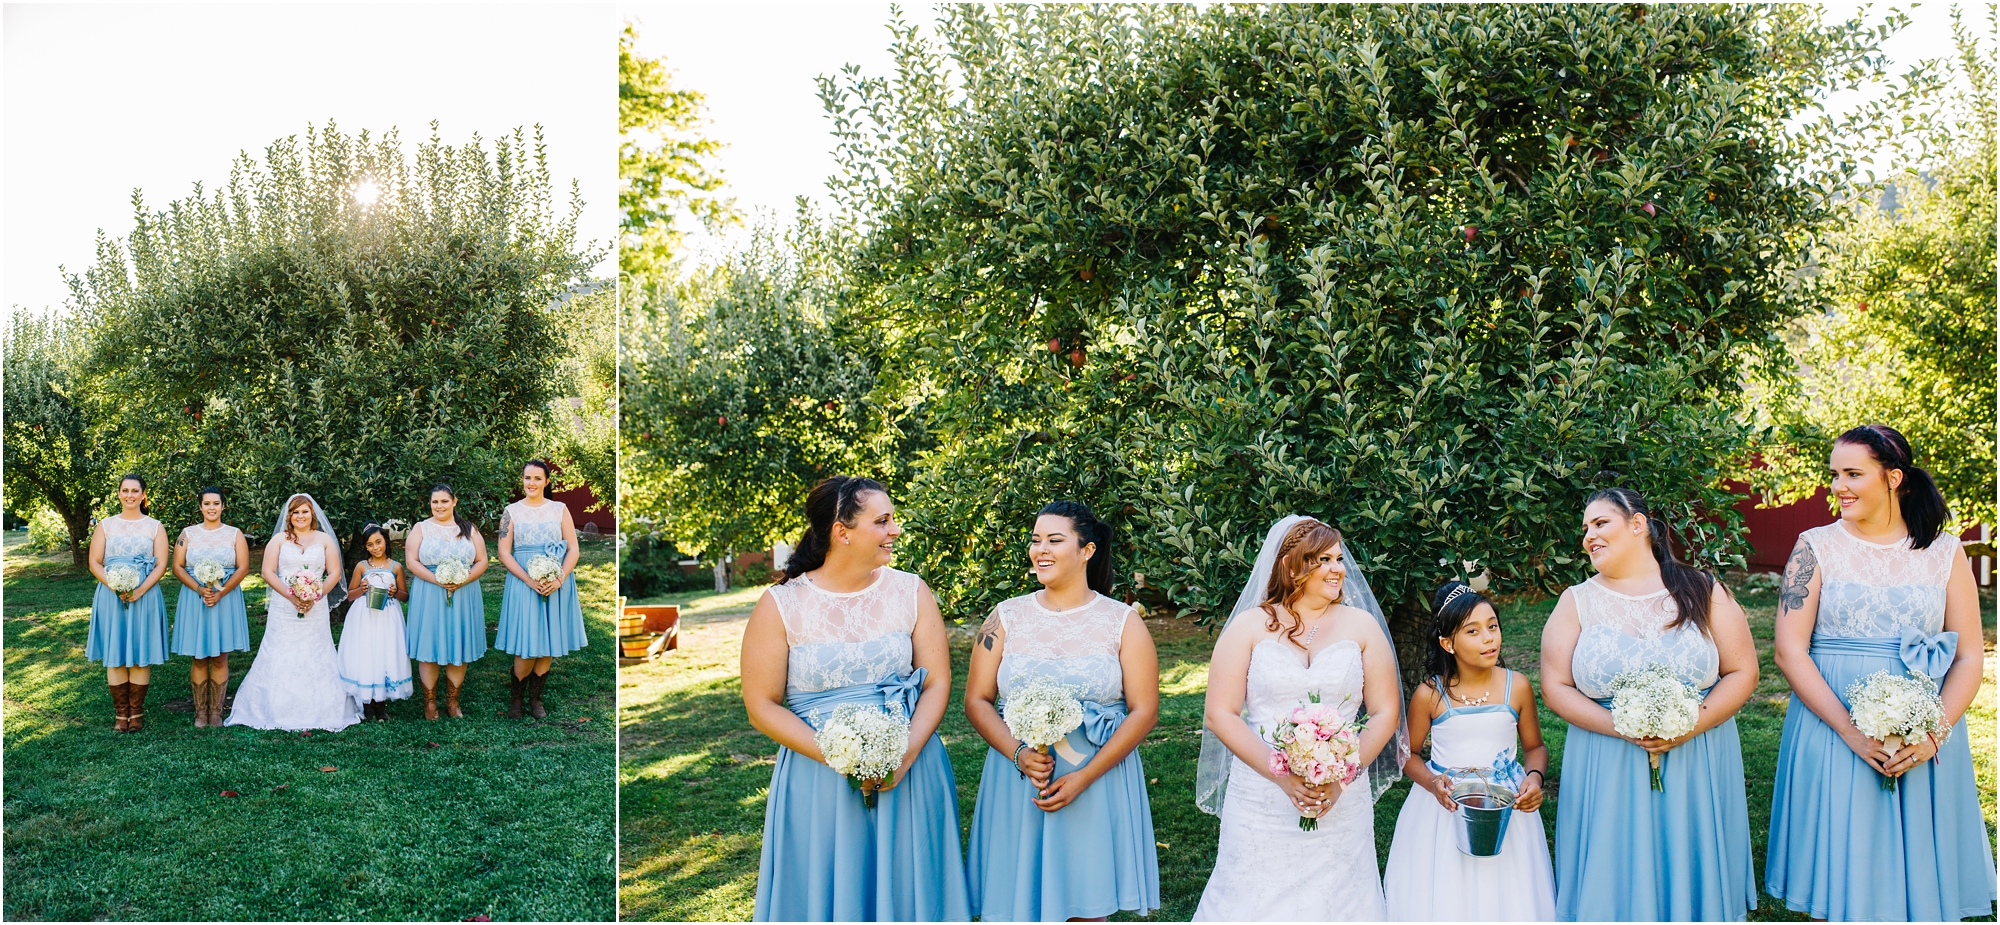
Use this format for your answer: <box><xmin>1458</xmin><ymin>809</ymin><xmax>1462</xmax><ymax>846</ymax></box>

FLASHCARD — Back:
<box><xmin>769</xmin><ymin>568</ymin><xmax>920</xmax><ymax>696</ymax></box>
<box><xmin>415</xmin><ymin>518</ymin><xmax>478</xmax><ymax>566</ymax></box>
<box><xmin>181</xmin><ymin>523</ymin><xmax>240</xmax><ymax>571</ymax></box>
<box><xmin>995</xmin><ymin>591</ymin><xmax>1132</xmax><ymax>704</ymax></box>
<box><xmin>1803</xmin><ymin>522</ymin><xmax>1954</xmax><ymax>638</ymax></box>
<box><xmin>100</xmin><ymin>515</ymin><xmax>162</xmax><ymax>559</ymax></box>
<box><xmin>1244</xmin><ymin>638</ymin><xmax>1367</xmax><ymax>738</ymax></box>
<box><xmin>506</xmin><ymin>499</ymin><xmax>566</xmax><ymax>548</ymax></box>
<box><xmin>1568</xmin><ymin>578</ymin><xmax>1718</xmax><ymax>700</ymax></box>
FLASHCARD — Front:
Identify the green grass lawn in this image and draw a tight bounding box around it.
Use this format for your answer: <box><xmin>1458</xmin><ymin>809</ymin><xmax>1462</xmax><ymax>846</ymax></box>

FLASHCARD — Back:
<box><xmin>3</xmin><ymin>530</ymin><xmax>618</xmax><ymax>921</ymax></box>
<box><xmin>618</xmin><ymin>579</ymin><xmax>1997</xmax><ymax>922</ymax></box>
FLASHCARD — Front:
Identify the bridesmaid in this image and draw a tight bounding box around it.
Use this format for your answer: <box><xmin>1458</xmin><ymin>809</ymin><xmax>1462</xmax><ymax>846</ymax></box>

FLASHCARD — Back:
<box><xmin>87</xmin><ymin>473</ymin><xmax>171</xmax><ymax>732</ymax></box>
<box><xmin>740</xmin><ymin>475</ymin><xmax>970</xmax><ymax>921</ymax></box>
<box><xmin>1765</xmin><ymin>425</ymin><xmax>1995</xmax><ymax>921</ymax></box>
<box><xmin>965</xmin><ymin>501</ymin><xmax>1161</xmax><ymax>922</ymax></box>
<box><xmin>170</xmin><ymin>486</ymin><xmax>251</xmax><ymax>728</ymax></box>
<box><xmin>495</xmin><ymin>459</ymin><xmax>586</xmax><ymax>719</ymax></box>
<box><xmin>404</xmin><ymin>483</ymin><xmax>489</xmax><ymax>720</ymax></box>
<box><xmin>1540</xmin><ymin>487</ymin><xmax>1759</xmax><ymax>921</ymax></box>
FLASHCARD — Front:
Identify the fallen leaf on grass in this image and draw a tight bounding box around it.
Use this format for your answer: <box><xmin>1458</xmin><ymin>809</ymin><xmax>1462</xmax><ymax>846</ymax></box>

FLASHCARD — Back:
<box><xmin>299</xmin><ymin>731</ymin><xmax>312</xmax><ymax>737</ymax></box>
<box><xmin>426</xmin><ymin>741</ymin><xmax>440</xmax><ymax>748</ymax></box>
<box><xmin>272</xmin><ymin>784</ymin><xmax>289</xmax><ymax>792</ymax></box>
<box><xmin>578</xmin><ymin>717</ymin><xmax>591</xmax><ymax>722</ymax></box>
<box><xmin>220</xmin><ymin>791</ymin><xmax>239</xmax><ymax>797</ymax></box>
<box><xmin>464</xmin><ymin>916</ymin><xmax>492</xmax><ymax>922</ymax></box>
<box><xmin>318</xmin><ymin>766</ymin><xmax>338</xmax><ymax>773</ymax></box>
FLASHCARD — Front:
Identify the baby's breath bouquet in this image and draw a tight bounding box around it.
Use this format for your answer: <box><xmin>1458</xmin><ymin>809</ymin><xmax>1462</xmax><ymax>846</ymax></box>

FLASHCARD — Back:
<box><xmin>816</xmin><ymin>704</ymin><xmax>909</xmax><ymax>808</ymax></box>
<box><xmin>433</xmin><ymin>559</ymin><xmax>470</xmax><ymax>604</ymax></box>
<box><xmin>1845</xmin><ymin>669</ymin><xmax>1950</xmax><ymax>791</ymax></box>
<box><xmin>105</xmin><ymin>564</ymin><xmax>142</xmax><ymax>601</ymax></box>
<box><xmin>192</xmin><ymin>560</ymin><xmax>228</xmax><ymax>591</ymax></box>
<box><xmin>526</xmin><ymin>554</ymin><xmax>562</xmax><ymax>598</ymax></box>
<box><xmin>1609</xmin><ymin>663</ymin><xmax>1702</xmax><ymax>791</ymax></box>
<box><xmin>1003</xmin><ymin>678</ymin><xmax>1085</xmax><ymax>756</ymax></box>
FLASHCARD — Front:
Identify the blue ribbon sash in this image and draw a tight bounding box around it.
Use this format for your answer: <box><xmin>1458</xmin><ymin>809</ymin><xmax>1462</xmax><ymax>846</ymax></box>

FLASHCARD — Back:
<box><xmin>789</xmin><ymin>667</ymin><xmax>928</xmax><ymax>729</ymax></box>
<box><xmin>104</xmin><ymin>553</ymin><xmax>157</xmax><ymax>598</ymax></box>
<box><xmin>1811</xmin><ymin>629</ymin><xmax>1958</xmax><ymax>680</ymax></box>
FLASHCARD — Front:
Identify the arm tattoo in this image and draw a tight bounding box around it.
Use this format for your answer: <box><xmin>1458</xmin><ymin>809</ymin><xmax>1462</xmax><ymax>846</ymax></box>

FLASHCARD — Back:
<box><xmin>1779</xmin><ymin>539</ymin><xmax>1817</xmax><ymax>617</ymax></box>
<box><xmin>498</xmin><ymin>512</ymin><xmax>511</xmax><ymax>542</ymax></box>
<box><xmin>978</xmin><ymin>610</ymin><xmax>1002</xmax><ymax>652</ymax></box>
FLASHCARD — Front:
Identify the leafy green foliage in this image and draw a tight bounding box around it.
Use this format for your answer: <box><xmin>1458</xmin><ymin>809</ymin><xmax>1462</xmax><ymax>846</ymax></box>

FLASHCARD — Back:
<box><xmin>1749</xmin><ymin>10</ymin><xmax>1996</xmax><ymax>531</ymax></box>
<box><xmin>620</xmin><ymin>223</ymin><xmax>915</xmax><ymax>566</ymax></box>
<box><xmin>622</xmin><ymin>21</ymin><xmax>737</xmax><ymax>280</ymax></box>
<box><xmin>539</xmin><ymin>285</ymin><xmax>618</xmax><ymax>510</ymax></box>
<box><xmin>819</xmin><ymin>5</ymin><xmax>1883</xmax><ymax>651</ymax></box>
<box><xmin>2</xmin><ymin>310</ymin><xmax>124</xmax><ymax>564</ymax></box>
<box><xmin>67</xmin><ymin>123</ymin><xmax>600</xmax><ymax>539</ymax></box>
<box><xmin>25</xmin><ymin>509</ymin><xmax>71</xmax><ymax>555</ymax></box>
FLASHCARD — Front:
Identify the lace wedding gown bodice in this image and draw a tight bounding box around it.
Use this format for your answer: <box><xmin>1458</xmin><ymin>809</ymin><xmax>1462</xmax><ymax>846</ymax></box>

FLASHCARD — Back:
<box><xmin>768</xmin><ymin>567</ymin><xmax>919</xmax><ymax>697</ymax></box>
<box><xmin>1802</xmin><ymin>522</ymin><xmax>1954</xmax><ymax>638</ymax></box>
<box><xmin>1569</xmin><ymin>578</ymin><xmax>1719</xmax><ymax>701</ymax></box>
<box><xmin>994</xmin><ymin>591</ymin><xmax>1130</xmax><ymax>704</ymax></box>
<box><xmin>181</xmin><ymin>523</ymin><xmax>240</xmax><ymax>576</ymax></box>
<box><xmin>1194</xmin><ymin>637</ymin><xmax>1387</xmax><ymax>921</ymax></box>
<box><xmin>225</xmin><ymin>536</ymin><xmax>358</xmax><ymax>731</ymax></box>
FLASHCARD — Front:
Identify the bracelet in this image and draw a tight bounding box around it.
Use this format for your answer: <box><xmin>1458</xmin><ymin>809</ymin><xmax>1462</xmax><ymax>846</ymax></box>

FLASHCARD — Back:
<box><xmin>1011</xmin><ymin>742</ymin><xmax>1030</xmax><ymax>777</ymax></box>
<box><xmin>1525</xmin><ymin>769</ymin><xmax>1544</xmax><ymax>783</ymax></box>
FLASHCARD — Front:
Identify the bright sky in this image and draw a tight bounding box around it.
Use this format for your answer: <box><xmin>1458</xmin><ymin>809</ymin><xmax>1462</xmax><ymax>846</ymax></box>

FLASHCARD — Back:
<box><xmin>4</xmin><ymin>3</ymin><xmax>618</xmax><ymax>315</ymax></box>
<box><xmin>631</xmin><ymin>2</ymin><xmax>1978</xmax><ymax>260</ymax></box>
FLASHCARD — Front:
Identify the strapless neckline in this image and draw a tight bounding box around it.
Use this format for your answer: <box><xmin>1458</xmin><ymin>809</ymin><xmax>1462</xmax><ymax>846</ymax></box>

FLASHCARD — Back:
<box><xmin>1253</xmin><ymin>636</ymin><xmax>1360</xmax><ymax>671</ymax></box>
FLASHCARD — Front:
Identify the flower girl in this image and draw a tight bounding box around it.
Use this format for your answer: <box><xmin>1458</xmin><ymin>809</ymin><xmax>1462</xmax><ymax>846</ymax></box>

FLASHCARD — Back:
<box><xmin>1381</xmin><ymin>580</ymin><xmax>1556</xmax><ymax>920</ymax></box>
<box><xmin>337</xmin><ymin>524</ymin><xmax>414</xmax><ymax>720</ymax></box>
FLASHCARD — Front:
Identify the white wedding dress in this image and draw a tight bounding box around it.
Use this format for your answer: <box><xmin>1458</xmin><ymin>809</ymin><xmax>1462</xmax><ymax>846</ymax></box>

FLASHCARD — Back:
<box><xmin>225</xmin><ymin>538</ymin><xmax>360</xmax><ymax>731</ymax></box>
<box><xmin>1193</xmin><ymin>638</ymin><xmax>1388</xmax><ymax>921</ymax></box>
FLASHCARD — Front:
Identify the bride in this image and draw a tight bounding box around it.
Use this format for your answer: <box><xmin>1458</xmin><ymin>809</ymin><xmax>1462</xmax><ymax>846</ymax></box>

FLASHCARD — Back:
<box><xmin>225</xmin><ymin>493</ymin><xmax>361</xmax><ymax>731</ymax></box>
<box><xmin>1192</xmin><ymin>516</ymin><xmax>1407</xmax><ymax>921</ymax></box>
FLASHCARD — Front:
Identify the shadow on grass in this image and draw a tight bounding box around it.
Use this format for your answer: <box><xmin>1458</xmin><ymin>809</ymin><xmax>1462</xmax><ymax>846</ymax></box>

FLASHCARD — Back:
<box><xmin>3</xmin><ymin>540</ymin><xmax>620</xmax><ymax>922</ymax></box>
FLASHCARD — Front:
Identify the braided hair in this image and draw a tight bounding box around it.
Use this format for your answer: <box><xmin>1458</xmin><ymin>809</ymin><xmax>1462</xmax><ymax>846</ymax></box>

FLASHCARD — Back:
<box><xmin>1258</xmin><ymin>518</ymin><xmax>1344</xmax><ymax>648</ymax></box>
<box><xmin>780</xmin><ymin>476</ymin><xmax>889</xmax><ymax>583</ymax></box>
<box><xmin>1835</xmin><ymin>424</ymin><xmax>1949</xmax><ymax>549</ymax></box>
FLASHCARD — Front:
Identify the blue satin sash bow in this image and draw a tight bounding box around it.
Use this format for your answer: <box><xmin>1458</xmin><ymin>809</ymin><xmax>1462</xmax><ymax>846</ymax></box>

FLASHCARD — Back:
<box><xmin>1811</xmin><ymin>631</ymin><xmax>1958</xmax><ymax>680</ymax></box>
<box><xmin>105</xmin><ymin>553</ymin><xmax>157</xmax><ymax>584</ymax></box>
<box><xmin>788</xmin><ymin>667</ymin><xmax>928</xmax><ymax>729</ymax></box>
<box><xmin>1077</xmin><ymin>699</ymin><xmax>1128</xmax><ymax>747</ymax></box>
<box><xmin>518</xmin><ymin>540</ymin><xmax>568</xmax><ymax>564</ymax></box>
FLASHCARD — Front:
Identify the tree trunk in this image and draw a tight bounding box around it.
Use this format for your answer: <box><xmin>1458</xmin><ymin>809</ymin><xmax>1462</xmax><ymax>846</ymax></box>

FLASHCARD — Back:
<box><xmin>713</xmin><ymin>555</ymin><xmax>730</xmax><ymax>593</ymax></box>
<box><xmin>63</xmin><ymin>507</ymin><xmax>92</xmax><ymax>568</ymax></box>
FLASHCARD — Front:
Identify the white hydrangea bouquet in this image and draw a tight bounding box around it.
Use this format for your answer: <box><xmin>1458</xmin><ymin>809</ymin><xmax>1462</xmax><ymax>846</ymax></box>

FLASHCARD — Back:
<box><xmin>1003</xmin><ymin>678</ymin><xmax>1085</xmax><ymax>760</ymax></box>
<box><xmin>816</xmin><ymin>704</ymin><xmax>910</xmax><ymax>808</ymax></box>
<box><xmin>526</xmin><ymin>554</ymin><xmax>562</xmax><ymax>598</ymax></box>
<box><xmin>1609</xmin><ymin>663</ymin><xmax>1701</xmax><ymax>792</ymax></box>
<box><xmin>433</xmin><ymin>559</ymin><xmax>471</xmax><ymax>604</ymax></box>
<box><xmin>1845</xmin><ymin>669</ymin><xmax>1950</xmax><ymax>791</ymax></box>
<box><xmin>192</xmin><ymin>560</ymin><xmax>228</xmax><ymax>591</ymax></box>
<box><xmin>1264</xmin><ymin>691</ymin><xmax>1364</xmax><ymax>830</ymax></box>
<box><xmin>105</xmin><ymin>564</ymin><xmax>142</xmax><ymax>603</ymax></box>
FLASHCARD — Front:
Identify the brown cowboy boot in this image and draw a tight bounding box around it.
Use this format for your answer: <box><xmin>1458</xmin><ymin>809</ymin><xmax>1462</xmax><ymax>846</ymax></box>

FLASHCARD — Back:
<box><xmin>422</xmin><ymin>679</ymin><xmax>439</xmax><ymax>720</ymax></box>
<box><xmin>110</xmin><ymin>682</ymin><xmax>130</xmax><ymax>732</ymax></box>
<box><xmin>211</xmin><ymin>679</ymin><xmax>229</xmax><ymax>726</ymax></box>
<box><xmin>127</xmin><ymin>683</ymin><xmax>149</xmax><ymax>732</ymax></box>
<box><xmin>191</xmin><ymin>678</ymin><xmax>210</xmax><ymax>729</ymax></box>
<box><xmin>508</xmin><ymin>674</ymin><xmax>526</xmax><ymax>719</ymax></box>
<box><xmin>527</xmin><ymin>671</ymin><xmax>547</xmax><ymax>719</ymax></box>
<box><xmin>443</xmin><ymin>676</ymin><xmax>463</xmax><ymax>719</ymax></box>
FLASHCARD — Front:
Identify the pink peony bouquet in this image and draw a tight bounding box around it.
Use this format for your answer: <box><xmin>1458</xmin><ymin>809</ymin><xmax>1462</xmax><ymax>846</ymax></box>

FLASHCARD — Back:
<box><xmin>1265</xmin><ymin>691</ymin><xmax>1365</xmax><ymax>830</ymax></box>
<box><xmin>285</xmin><ymin>570</ymin><xmax>324</xmax><ymax>617</ymax></box>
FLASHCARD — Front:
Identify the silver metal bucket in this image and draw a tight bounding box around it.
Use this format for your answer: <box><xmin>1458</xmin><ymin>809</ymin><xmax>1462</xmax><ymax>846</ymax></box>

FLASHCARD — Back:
<box><xmin>1450</xmin><ymin>783</ymin><xmax>1517</xmax><ymax>857</ymax></box>
<box><xmin>366</xmin><ymin>586</ymin><xmax>390</xmax><ymax>609</ymax></box>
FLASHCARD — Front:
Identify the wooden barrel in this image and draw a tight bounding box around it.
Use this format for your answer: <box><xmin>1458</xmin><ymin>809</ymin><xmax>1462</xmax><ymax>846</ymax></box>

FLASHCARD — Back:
<box><xmin>617</xmin><ymin>612</ymin><xmax>645</xmax><ymax>636</ymax></box>
<box><xmin>620</xmin><ymin>633</ymin><xmax>657</xmax><ymax>659</ymax></box>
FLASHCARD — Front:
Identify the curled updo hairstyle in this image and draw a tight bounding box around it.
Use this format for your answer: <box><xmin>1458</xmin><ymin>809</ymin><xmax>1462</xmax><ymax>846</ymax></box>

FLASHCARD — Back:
<box><xmin>283</xmin><ymin>495</ymin><xmax>316</xmax><ymax>545</ymax></box>
<box><xmin>1036</xmin><ymin>500</ymin><xmax>1114</xmax><ymax>595</ymax></box>
<box><xmin>1259</xmin><ymin>518</ymin><xmax>1344</xmax><ymax>648</ymax></box>
<box><xmin>118</xmin><ymin>473</ymin><xmax>150</xmax><ymax>515</ymax></box>
<box><xmin>779</xmin><ymin>476</ymin><xmax>888</xmax><ymax>583</ymax></box>
<box><xmin>429</xmin><ymin>483</ymin><xmax>474</xmax><ymax>540</ymax></box>
<box><xmin>198</xmin><ymin>486</ymin><xmax>226</xmax><ymax>506</ymax></box>
<box><xmin>1584</xmin><ymin>487</ymin><xmax>1717</xmax><ymax>636</ymax></box>
<box><xmin>1835</xmin><ymin>424</ymin><xmax>1949</xmax><ymax>549</ymax></box>
<box><xmin>353</xmin><ymin>523</ymin><xmax>391</xmax><ymax>561</ymax></box>
<box><xmin>1426</xmin><ymin>580</ymin><xmax>1496</xmax><ymax>687</ymax></box>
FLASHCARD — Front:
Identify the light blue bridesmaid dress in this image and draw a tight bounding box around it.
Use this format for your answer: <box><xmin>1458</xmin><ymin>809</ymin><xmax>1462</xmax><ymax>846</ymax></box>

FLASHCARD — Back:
<box><xmin>1766</xmin><ymin>522</ymin><xmax>1997</xmax><ymax>921</ymax></box>
<box><xmin>87</xmin><ymin>514</ymin><xmax>170</xmax><ymax>667</ymax></box>
<box><xmin>494</xmin><ymin>499</ymin><xmax>586</xmax><ymax>658</ymax></box>
<box><xmin>752</xmin><ymin>567</ymin><xmax>970</xmax><ymax>922</ymax></box>
<box><xmin>170</xmin><ymin>523</ymin><xmax>250</xmax><ymax>658</ymax></box>
<box><xmin>1552</xmin><ymin>577</ymin><xmax>1757</xmax><ymax>922</ymax></box>
<box><xmin>404</xmin><ymin>518</ymin><xmax>487</xmax><ymax>665</ymax></box>
<box><xmin>967</xmin><ymin>592</ymin><xmax>1159</xmax><ymax>921</ymax></box>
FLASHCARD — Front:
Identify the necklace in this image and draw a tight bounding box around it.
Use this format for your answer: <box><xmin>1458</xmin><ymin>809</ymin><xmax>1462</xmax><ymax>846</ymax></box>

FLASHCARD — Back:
<box><xmin>1302</xmin><ymin>623</ymin><xmax>1319</xmax><ymax>646</ymax></box>
<box><xmin>1448</xmin><ymin>681</ymin><xmax>1492</xmax><ymax>706</ymax></box>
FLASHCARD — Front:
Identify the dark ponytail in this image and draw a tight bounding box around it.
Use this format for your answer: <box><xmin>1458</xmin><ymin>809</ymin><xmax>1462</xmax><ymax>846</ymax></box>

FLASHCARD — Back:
<box><xmin>780</xmin><ymin>476</ymin><xmax>888</xmax><ymax>583</ymax></box>
<box><xmin>118</xmin><ymin>473</ymin><xmax>150</xmax><ymax>515</ymax></box>
<box><xmin>1585</xmin><ymin>487</ymin><xmax>1716</xmax><ymax>636</ymax></box>
<box><xmin>1036</xmin><ymin>500</ymin><xmax>1114</xmax><ymax>595</ymax></box>
<box><xmin>430</xmin><ymin>483</ymin><xmax>474</xmax><ymax>540</ymax></box>
<box><xmin>1426</xmin><ymin>579</ymin><xmax>1495</xmax><ymax>688</ymax></box>
<box><xmin>1836</xmin><ymin>424</ymin><xmax>1949</xmax><ymax>549</ymax></box>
